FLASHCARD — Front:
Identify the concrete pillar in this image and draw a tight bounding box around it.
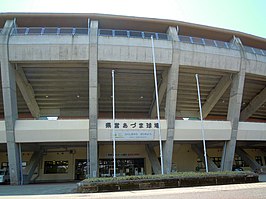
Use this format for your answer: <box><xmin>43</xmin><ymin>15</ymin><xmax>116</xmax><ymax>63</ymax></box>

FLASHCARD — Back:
<box><xmin>89</xmin><ymin>20</ymin><xmax>99</xmax><ymax>177</ymax></box>
<box><xmin>163</xmin><ymin>26</ymin><xmax>180</xmax><ymax>174</ymax></box>
<box><xmin>0</xmin><ymin>20</ymin><xmax>21</xmax><ymax>185</ymax></box>
<box><xmin>221</xmin><ymin>37</ymin><xmax>246</xmax><ymax>171</ymax></box>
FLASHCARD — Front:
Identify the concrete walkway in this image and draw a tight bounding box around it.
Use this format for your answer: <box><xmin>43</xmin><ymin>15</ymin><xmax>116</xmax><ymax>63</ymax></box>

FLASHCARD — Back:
<box><xmin>0</xmin><ymin>182</ymin><xmax>266</xmax><ymax>199</ymax></box>
<box><xmin>0</xmin><ymin>182</ymin><xmax>77</xmax><ymax>196</ymax></box>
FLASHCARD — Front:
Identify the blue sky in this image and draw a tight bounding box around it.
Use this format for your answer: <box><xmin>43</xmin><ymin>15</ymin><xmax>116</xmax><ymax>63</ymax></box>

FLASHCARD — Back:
<box><xmin>1</xmin><ymin>0</ymin><xmax>265</xmax><ymax>39</ymax></box>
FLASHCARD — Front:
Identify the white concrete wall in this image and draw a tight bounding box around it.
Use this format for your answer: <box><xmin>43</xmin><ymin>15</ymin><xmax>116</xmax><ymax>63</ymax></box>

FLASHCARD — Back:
<box><xmin>6</xmin><ymin>35</ymin><xmax>266</xmax><ymax>76</ymax></box>
<box><xmin>98</xmin><ymin>37</ymin><xmax>172</xmax><ymax>64</ymax></box>
<box><xmin>245</xmin><ymin>53</ymin><xmax>266</xmax><ymax>77</ymax></box>
<box><xmin>177</xmin><ymin>42</ymin><xmax>241</xmax><ymax>72</ymax></box>
<box><xmin>0</xmin><ymin>120</ymin><xmax>265</xmax><ymax>143</ymax></box>
<box><xmin>9</xmin><ymin>35</ymin><xmax>90</xmax><ymax>61</ymax></box>
<box><xmin>237</xmin><ymin>122</ymin><xmax>266</xmax><ymax>141</ymax></box>
<box><xmin>174</xmin><ymin>120</ymin><xmax>231</xmax><ymax>140</ymax></box>
<box><xmin>15</xmin><ymin>120</ymin><xmax>89</xmax><ymax>143</ymax></box>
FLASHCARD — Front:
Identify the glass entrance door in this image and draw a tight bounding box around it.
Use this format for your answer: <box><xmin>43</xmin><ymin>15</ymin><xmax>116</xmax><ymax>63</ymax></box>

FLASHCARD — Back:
<box><xmin>75</xmin><ymin>159</ymin><xmax>88</xmax><ymax>180</ymax></box>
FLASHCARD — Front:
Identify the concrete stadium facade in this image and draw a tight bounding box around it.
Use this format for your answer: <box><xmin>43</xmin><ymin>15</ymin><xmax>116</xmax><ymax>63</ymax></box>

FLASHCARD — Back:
<box><xmin>0</xmin><ymin>13</ymin><xmax>266</xmax><ymax>185</ymax></box>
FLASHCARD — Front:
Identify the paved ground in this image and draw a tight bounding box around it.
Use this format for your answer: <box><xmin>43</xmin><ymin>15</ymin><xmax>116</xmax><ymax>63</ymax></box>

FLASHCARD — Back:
<box><xmin>259</xmin><ymin>174</ymin><xmax>266</xmax><ymax>182</ymax></box>
<box><xmin>0</xmin><ymin>182</ymin><xmax>77</xmax><ymax>196</ymax></box>
<box><xmin>0</xmin><ymin>182</ymin><xmax>266</xmax><ymax>199</ymax></box>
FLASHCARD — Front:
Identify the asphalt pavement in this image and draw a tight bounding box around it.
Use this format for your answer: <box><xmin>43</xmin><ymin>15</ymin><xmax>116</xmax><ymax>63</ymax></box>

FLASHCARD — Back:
<box><xmin>0</xmin><ymin>182</ymin><xmax>266</xmax><ymax>199</ymax></box>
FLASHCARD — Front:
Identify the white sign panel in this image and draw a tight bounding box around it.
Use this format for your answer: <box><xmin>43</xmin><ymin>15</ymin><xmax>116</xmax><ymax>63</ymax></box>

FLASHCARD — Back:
<box><xmin>115</xmin><ymin>130</ymin><xmax>154</xmax><ymax>140</ymax></box>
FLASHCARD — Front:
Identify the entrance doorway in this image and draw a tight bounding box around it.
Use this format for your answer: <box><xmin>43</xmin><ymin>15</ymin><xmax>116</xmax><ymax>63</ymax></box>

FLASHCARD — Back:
<box><xmin>99</xmin><ymin>158</ymin><xmax>144</xmax><ymax>177</ymax></box>
<box><xmin>75</xmin><ymin>159</ymin><xmax>88</xmax><ymax>180</ymax></box>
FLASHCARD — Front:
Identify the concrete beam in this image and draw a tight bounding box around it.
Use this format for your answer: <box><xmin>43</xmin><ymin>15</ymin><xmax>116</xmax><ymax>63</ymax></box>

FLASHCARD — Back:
<box><xmin>150</xmin><ymin>70</ymin><xmax>168</xmax><ymax>118</ymax></box>
<box><xmin>145</xmin><ymin>144</ymin><xmax>161</xmax><ymax>174</ymax></box>
<box><xmin>240</xmin><ymin>87</ymin><xmax>266</xmax><ymax>121</ymax></box>
<box><xmin>24</xmin><ymin>150</ymin><xmax>43</xmax><ymax>184</ymax></box>
<box><xmin>191</xmin><ymin>144</ymin><xmax>219</xmax><ymax>172</ymax></box>
<box><xmin>202</xmin><ymin>75</ymin><xmax>232</xmax><ymax>118</ymax></box>
<box><xmin>89</xmin><ymin>20</ymin><xmax>99</xmax><ymax>178</ymax></box>
<box><xmin>15</xmin><ymin>66</ymin><xmax>40</xmax><ymax>118</ymax></box>
<box><xmin>235</xmin><ymin>147</ymin><xmax>262</xmax><ymax>173</ymax></box>
<box><xmin>0</xmin><ymin>19</ymin><xmax>21</xmax><ymax>185</ymax></box>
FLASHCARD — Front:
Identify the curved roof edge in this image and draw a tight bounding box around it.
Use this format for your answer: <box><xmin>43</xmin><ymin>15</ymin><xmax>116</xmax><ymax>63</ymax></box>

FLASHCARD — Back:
<box><xmin>1</xmin><ymin>12</ymin><xmax>265</xmax><ymax>49</ymax></box>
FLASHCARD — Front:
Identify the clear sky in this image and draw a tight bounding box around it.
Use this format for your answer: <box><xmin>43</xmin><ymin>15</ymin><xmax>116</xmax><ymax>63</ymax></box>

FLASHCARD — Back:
<box><xmin>0</xmin><ymin>0</ymin><xmax>265</xmax><ymax>39</ymax></box>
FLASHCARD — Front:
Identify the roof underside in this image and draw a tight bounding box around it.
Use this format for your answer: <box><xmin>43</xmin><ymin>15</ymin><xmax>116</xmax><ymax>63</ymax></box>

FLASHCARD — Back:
<box><xmin>0</xmin><ymin>63</ymin><xmax>265</xmax><ymax>121</ymax></box>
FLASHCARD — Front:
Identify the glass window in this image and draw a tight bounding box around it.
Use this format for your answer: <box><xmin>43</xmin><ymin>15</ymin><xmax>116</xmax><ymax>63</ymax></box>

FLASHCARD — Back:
<box><xmin>234</xmin><ymin>156</ymin><xmax>248</xmax><ymax>167</ymax></box>
<box><xmin>44</xmin><ymin>161</ymin><xmax>69</xmax><ymax>174</ymax></box>
<box><xmin>210</xmin><ymin>157</ymin><xmax>222</xmax><ymax>168</ymax></box>
<box><xmin>255</xmin><ymin>156</ymin><xmax>263</xmax><ymax>166</ymax></box>
<box><xmin>99</xmin><ymin>158</ymin><xmax>144</xmax><ymax>177</ymax></box>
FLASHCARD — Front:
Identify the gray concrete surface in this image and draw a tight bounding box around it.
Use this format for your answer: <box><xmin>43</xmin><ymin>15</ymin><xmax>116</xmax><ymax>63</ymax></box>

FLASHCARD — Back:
<box><xmin>259</xmin><ymin>174</ymin><xmax>266</xmax><ymax>182</ymax></box>
<box><xmin>0</xmin><ymin>182</ymin><xmax>266</xmax><ymax>199</ymax></box>
<box><xmin>0</xmin><ymin>183</ymin><xmax>77</xmax><ymax>196</ymax></box>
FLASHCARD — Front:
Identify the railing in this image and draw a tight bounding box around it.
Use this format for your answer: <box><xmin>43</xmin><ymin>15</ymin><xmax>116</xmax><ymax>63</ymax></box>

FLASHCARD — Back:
<box><xmin>178</xmin><ymin>35</ymin><xmax>266</xmax><ymax>56</ymax></box>
<box><xmin>178</xmin><ymin>35</ymin><xmax>231</xmax><ymax>49</ymax></box>
<box><xmin>8</xmin><ymin>27</ymin><xmax>266</xmax><ymax>56</ymax></box>
<box><xmin>11</xmin><ymin>27</ymin><xmax>89</xmax><ymax>35</ymax></box>
<box><xmin>98</xmin><ymin>29</ymin><xmax>169</xmax><ymax>40</ymax></box>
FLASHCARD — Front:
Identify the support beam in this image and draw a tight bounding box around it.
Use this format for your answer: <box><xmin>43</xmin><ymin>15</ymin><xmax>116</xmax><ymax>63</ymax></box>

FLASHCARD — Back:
<box><xmin>235</xmin><ymin>147</ymin><xmax>262</xmax><ymax>173</ymax></box>
<box><xmin>24</xmin><ymin>150</ymin><xmax>43</xmax><ymax>184</ymax></box>
<box><xmin>145</xmin><ymin>144</ymin><xmax>161</xmax><ymax>174</ymax></box>
<box><xmin>0</xmin><ymin>20</ymin><xmax>21</xmax><ymax>185</ymax></box>
<box><xmin>150</xmin><ymin>70</ymin><xmax>168</xmax><ymax>118</ymax></box>
<box><xmin>240</xmin><ymin>87</ymin><xmax>266</xmax><ymax>121</ymax></box>
<box><xmin>191</xmin><ymin>144</ymin><xmax>219</xmax><ymax>171</ymax></box>
<box><xmin>221</xmin><ymin>37</ymin><xmax>246</xmax><ymax>171</ymax></box>
<box><xmin>15</xmin><ymin>66</ymin><xmax>40</xmax><ymax>118</ymax></box>
<box><xmin>201</xmin><ymin>75</ymin><xmax>232</xmax><ymax>118</ymax></box>
<box><xmin>89</xmin><ymin>20</ymin><xmax>98</xmax><ymax>178</ymax></box>
<box><xmin>163</xmin><ymin>26</ymin><xmax>180</xmax><ymax>174</ymax></box>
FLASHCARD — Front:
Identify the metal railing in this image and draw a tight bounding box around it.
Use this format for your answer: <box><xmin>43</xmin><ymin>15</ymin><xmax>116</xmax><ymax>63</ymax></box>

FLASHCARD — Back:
<box><xmin>98</xmin><ymin>29</ymin><xmax>169</xmax><ymax>40</ymax></box>
<box><xmin>11</xmin><ymin>27</ymin><xmax>89</xmax><ymax>36</ymax></box>
<box><xmin>178</xmin><ymin>35</ymin><xmax>266</xmax><ymax>56</ymax></box>
<box><xmin>7</xmin><ymin>27</ymin><xmax>266</xmax><ymax>56</ymax></box>
<box><xmin>178</xmin><ymin>35</ymin><xmax>231</xmax><ymax>49</ymax></box>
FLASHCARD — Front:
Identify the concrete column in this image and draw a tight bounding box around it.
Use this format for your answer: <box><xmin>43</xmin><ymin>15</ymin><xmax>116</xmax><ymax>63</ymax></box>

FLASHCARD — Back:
<box><xmin>163</xmin><ymin>26</ymin><xmax>180</xmax><ymax>174</ymax></box>
<box><xmin>89</xmin><ymin>20</ymin><xmax>99</xmax><ymax>177</ymax></box>
<box><xmin>221</xmin><ymin>37</ymin><xmax>246</xmax><ymax>171</ymax></box>
<box><xmin>0</xmin><ymin>20</ymin><xmax>21</xmax><ymax>185</ymax></box>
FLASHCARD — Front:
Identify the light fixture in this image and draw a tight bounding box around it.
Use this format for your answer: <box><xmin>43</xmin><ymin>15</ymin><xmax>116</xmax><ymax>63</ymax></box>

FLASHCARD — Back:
<box><xmin>47</xmin><ymin>117</ymin><xmax>58</xmax><ymax>120</ymax></box>
<box><xmin>139</xmin><ymin>96</ymin><xmax>144</xmax><ymax>99</ymax></box>
<box><xmin>45</xmin><ymin>95</ymin><xmax>49</xmax><ymax>98</ymax></box>
<box><xmin>77</xmin><ymin>94</ymin><xmax>80</xmax><ymax>98</ymax></box>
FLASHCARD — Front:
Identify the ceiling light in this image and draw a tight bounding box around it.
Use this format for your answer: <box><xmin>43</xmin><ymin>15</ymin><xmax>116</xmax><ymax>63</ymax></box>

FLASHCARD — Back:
<box><xmin>77</xmin><ymin>94</ymin><xmax>80</xmax><ymax>98</ymax></box>
<box><xmin>45</xmin><ymin>95</ymin><xmax>49</xmax><ymax>98</ymax></box>
<box><xmin>139</xmin><ymin>96</ymin><xmax>144</xmax><ymax>99</ymax></box>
